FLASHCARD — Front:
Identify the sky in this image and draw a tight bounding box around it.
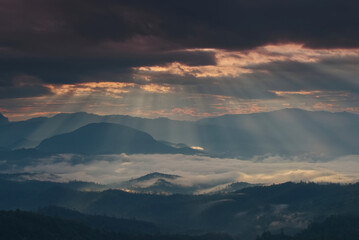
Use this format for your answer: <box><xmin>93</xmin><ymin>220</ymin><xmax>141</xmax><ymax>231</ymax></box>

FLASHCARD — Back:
<box><xmin>1</xmin><ymin>0</ymin><xmax>359</xmax><ymax>121</ymax></box>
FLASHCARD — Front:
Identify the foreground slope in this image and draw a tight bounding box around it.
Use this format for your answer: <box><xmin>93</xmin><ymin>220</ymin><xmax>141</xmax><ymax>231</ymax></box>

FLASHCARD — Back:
<box><xmin>1</xmin><ymin>179</ymin><xmax>359</xmax><ymax>239</ymax></box>
<box><xmin>257</xmin><ymin>215</ymin><xmax>359</xmax><ymax>240</ymax></box>
<box><xmin>38</xmin><ymin>206</ymin><xmax>159</xmax><ymax>234</ymax></box>
<box><xmin>0</xmin><ymin>210</ymin><xmax>232</xmax><ymax>240</ymax></box>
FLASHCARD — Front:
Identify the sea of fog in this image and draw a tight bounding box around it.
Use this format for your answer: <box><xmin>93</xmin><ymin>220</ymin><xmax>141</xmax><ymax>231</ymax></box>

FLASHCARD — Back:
<box><xmin>3</xmin><ymin>153</ymin><xmax>358</xmax><ymax>188</ymax></box>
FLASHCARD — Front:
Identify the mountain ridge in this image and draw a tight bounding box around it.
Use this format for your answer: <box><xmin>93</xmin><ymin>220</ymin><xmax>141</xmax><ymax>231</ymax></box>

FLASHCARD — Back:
<box><xmin>1</xmin><ymin>109</ymin><xmax>358</xmax><ymax>158</ymax></box>
<box><xmin>0</xmin><ymin>113</ymin><xmax>8</xmax><ymax>124</ymax></box>
<box><xmin>37</xmin><ymin>122</ymin><xmax>197</xmax><ymax>155</ymax></box>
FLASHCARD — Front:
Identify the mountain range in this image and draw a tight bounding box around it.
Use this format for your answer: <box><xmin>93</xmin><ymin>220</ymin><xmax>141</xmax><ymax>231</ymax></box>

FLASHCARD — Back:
<box><xmin>118</xmin><ymin>172</ymin><xmax>258</xmax><ymax>194</ymax></box>
<box><xmin>1</xmin><ymin>109</ymin><xmax>358</xmax><ymax>157</ymax></box>
<box><xmin>0</xmin><ymin>209</ymin><xmax>233</xmax><ymax>240</ymax></box>
<box><xmin>37</xmin><ymin>123</ymin><xmax>197</xmax><ymax>155</ymax></box>
<box><xmin>2</xmin><ymin>209</ymin><xmax>359</xmax><ymax>240</ymax></box>
<box><xmin>0</xmin><ymin>113</ymin><xmax>8</xmax><ymax>125</ymax></box>
<box><xmin>38</xmin><ymin>206</ymin><xmax>159</xmax><ymax>234</ymax></box>
<box><xmin>1</xmin><ymin>178</ymin><xmax>359</xmax><ymax>239</ymax></box>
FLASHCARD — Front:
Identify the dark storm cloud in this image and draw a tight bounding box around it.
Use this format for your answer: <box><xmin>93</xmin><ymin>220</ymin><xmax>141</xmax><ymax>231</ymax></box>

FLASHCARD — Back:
<box><xmin>135</xmin><ymin>0</ymin><xmax>359</xmax><ymax>50</ymax></box>
<box><xmin>0</xmin><ymin>50</ymin><xmax>215</xmax><ymax>85</ymax></box>
<box><xmin>1</xmin><ymin>0</ymin><xmax>358</xmax><ymax>53</ymax></box>
<box><xmin>0</xmin><ymin>84</ymin><xmax>51</xmax><ymax>99</ymax></box>
<box><xmin>0</xmin><ymin>75</ymin><xmax>51</xmax><ymax>99</ymax></box>
<box><xmin>0</xmin><ymin>0</ymin><xmax>359</xmax><ymax>99</ymax></box>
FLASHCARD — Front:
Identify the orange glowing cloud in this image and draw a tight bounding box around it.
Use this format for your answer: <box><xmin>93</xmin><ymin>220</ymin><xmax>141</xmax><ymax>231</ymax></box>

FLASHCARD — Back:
<box><xmin>271</xmin><ymin>90</ymin><xmax>323</xmax><ymax>96</ymax></box>
<box><xmin>47</xmin><ymin>82</ymin><xmax>135</xmax><ymax>97</ymax></box>
<box><xmin>134</xmin><ymin>44</ymin><xmax>359</xmax><ymax>78</ymax></box>
<box><xmin>46</xmin><ymin>81</ymin><xmax>173</xmax><ymax>98</ymax></box>
<box><xmin>212</xmin><ymin>104</ymin><xmax>271</xmax><ymax>115</ymax></box>
<box><xmin>171</xmin><ymin>107</ymin><xmax>216</xmax><ymax>118</ymax></box>
<box><xmin>140</xmin><ymin>84</ymin><xmax>172</xmax><ymax>93</ymax></box>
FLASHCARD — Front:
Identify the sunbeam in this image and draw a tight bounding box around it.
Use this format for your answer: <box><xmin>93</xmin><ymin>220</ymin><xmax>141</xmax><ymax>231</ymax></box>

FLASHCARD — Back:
<box><xmin>1</xmin><ymin>1</ymin><xmax>359</xmax><ymax>238</ymax></box>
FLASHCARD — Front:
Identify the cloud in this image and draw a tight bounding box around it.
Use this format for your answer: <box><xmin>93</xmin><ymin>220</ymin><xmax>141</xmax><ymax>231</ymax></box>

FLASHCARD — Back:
<box><xmin>2</xmin><ymin>0</ymin><xmax>359</xmax><ymax>53</ymax></box>
<box><xmin>1</xmin><ymin>0</ymin><xmax>359</xmax><ymax>86</ymax></box>
<box><xmin>3</xmin><ymin>154</ymin><xmax>358</xmax><ymax>186</ymax></box>
<box><xmin>0</xmin><ymin>50</ymin><xmax>216</xmax><ymax>85</ymax></box>
<box><xmin>0</xmin><ymin>75</ymin><xmax>52</xmax><ymax>99</ymax></box>
<box><xmin>131</xmin><ymin>46</ymin><xmax>359</xmax><ymax>99</ymax></box>
<box><xmin>1</xmin><ymin>1</ymin><xmax>359</xmax><ymax>117</ymax></box>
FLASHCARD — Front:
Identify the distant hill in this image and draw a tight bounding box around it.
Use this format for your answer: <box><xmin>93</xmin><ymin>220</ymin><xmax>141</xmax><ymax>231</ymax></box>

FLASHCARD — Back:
<box><xmin>37</xmin><ymin>123</ymin><xmax>197</xmax><ymax>155</ymax></box>
<box><xmin>120</xmin><ymin>172</ymin><xmax>187</xmax><ymax>194</ymax></box>
<box><xmin>118</xmin><ymin>172</ymin><xmax>251</xmax><ymax>195</ymax></box>
<box><xmin>219</xmin><ymin>182</ymin><xmax>261</xmax><ymax>193</ymax></box>
<box><xmin>38</xmin><ymin>206</ymin><xmax>159</xmax><ymax>234</ymax></box>
<box><xmin>0</xmin><ymin>113</ymin><xmax>8</xmax><ymax>124</ymax></box>
<box><xmin>128</xmin><ymin>172</ymin><xmax>181</xmax><ymax>183</ymax></box>
<box><xmin>1</xmin><ymin>109</ymin><xmax>359</xmax><ymax>157</ymax></box>
<box><xmin>0</xmin><ymin>112</ymin><xmax>104</xmax><ymax>149</ymax></box>
<box><xmin>0</xmin><ymin>112</ymin><xmax>195</xmax><ymax>149</ymax></box>
<box><xmin>195</xmin><ymin>108</ymin><xmax>359</xmax><ymax>157</ymax></box>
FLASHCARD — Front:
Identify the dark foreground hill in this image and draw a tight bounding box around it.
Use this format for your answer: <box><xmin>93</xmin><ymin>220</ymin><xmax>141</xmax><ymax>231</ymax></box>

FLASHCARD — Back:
<box><xmin>0</xmin><ymin>210</ymin><xmax>114</xmax><ymax>240</ymax></box>
<box><xmin>1</xmin><ymin>209</ymin><xmax>358</xmax><ymax>240</ymax></box>
<box><xmin>257</xmin><ymin>215</ymin><xmax>359</xmax><ymax>240</ymax></box>
<box><xmin>1</xmin><ymin>179</ymin><xmax>359</xmax><ymax>239</ymax></box>
<box><xmin>38</xmin><ymin>206</ymin><xmax>159</xmax><ymax>234</ymax></box>
<box><xmin>37</xmin><ymin>123</ymin><xmax>196</xmax><ymax>154</ymax></box>
<box><xmin>0</xmin><ymin>210</ymin><xmax>232</xmax><ymax>240</ymax></box>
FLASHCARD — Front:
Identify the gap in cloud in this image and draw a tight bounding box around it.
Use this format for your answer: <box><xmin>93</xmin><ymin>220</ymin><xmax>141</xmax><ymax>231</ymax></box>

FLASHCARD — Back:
<box><xmin>1</xmin><ymin>44</ymin><xmax>359</xmax><ymax>121</ymax></box>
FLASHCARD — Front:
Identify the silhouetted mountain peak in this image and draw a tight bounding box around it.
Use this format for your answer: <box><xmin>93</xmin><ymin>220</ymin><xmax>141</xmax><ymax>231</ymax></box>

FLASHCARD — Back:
<box><xmin>0</xmin><ymin>113</ymin><xmax>8</xmax><ymax>124</ymax></box>
<box><xmin>1</xmin><ymin>109</ymin><xmax>358</xmax><ymax>157</ymax></box>
<box><xmin>131</xmin><ymin>172</ymin><xmax>181</xmax><ymax>182</ymax></box>
<box><xmin>36</xmin><ymin>123</ymin><xmax>191</xmax><ymax>155</ymax></box>
<box><xmin>118</xmin><ymin>172</ymin><xmax>188</xmax><ymax>194</ymax></box>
